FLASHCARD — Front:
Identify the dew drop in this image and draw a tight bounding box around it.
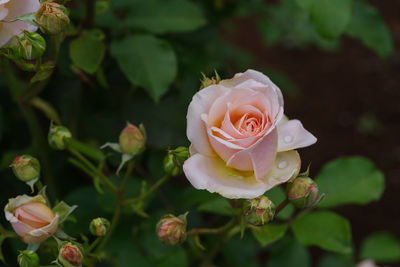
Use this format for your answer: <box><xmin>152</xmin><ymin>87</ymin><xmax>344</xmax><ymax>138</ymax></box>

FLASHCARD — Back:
<box><xmin>284</xmin><ymin>135</ymin><xmax>293</xmax><ymax>143</ymax></box>
<box><xmin>278</xmin><ymin>161</ymin><xmax>288</xmax><ymax>169</ymax></box>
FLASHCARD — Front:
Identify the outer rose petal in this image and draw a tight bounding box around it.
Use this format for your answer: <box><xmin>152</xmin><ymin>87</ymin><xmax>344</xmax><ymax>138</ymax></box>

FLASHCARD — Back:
<box><xmin>220</xmin><ymin>69</ymin><xmax>284</xmax><ymax>108</ymax></box>
<box><xmin>187</xmin><ymin>84</ymin><xmax>228</xmax><ymax>156</ymax></box>
<box><xmin>277</xmin><ymin>119</ymin><xmax>317</xmax><ymax>152</ymax></box>
<box><xmin>261</xmin><ymin>150</ymin><xmax>301</xmax><ymax>189</ymax></box>
<box><xmin>183</xmin><ymin>153</ymin><xmax>270</xmax><ymax>199</ymax></box>
<box><xmin>0</xmin><ymin>0</ymin><xmax>40</xmax><ymax>47</ymax></box>
<box><xmin>23</xmin><ymin>214</ymin><xmax>59</xmax><ymax>244</ymax></box>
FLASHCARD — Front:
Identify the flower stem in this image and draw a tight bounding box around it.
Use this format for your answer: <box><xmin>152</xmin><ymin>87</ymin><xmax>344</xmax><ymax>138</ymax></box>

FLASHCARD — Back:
<box><xmin>275</xmin><ymin>199</ymin><xmax>289</xmax><ymax>215</ymax></box>
<box><xmin>187</xmin><ymin>219</ymin><xmax>235</xmax><ymax>236</ymax></box>
<box><xmin>87</xmin><ymin>237</ymin><xmax>102</xmax><ymax>253</ymax></box>
<box><xmin>95</xmin><ymin>161</ymin><xmax>135</xmax><ymax>253</ymax></box>
<box><xmin>123</xmin><ymin>174</ymin><xmax>170</xmax><ymax>206</ymax></box>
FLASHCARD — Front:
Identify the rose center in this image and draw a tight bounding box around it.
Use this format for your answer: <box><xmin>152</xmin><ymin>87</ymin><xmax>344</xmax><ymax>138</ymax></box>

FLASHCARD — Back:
<box><xmin>234</xmin><ymin>113</ymin><xmax>264</xmax><ymax>136</ymax></box>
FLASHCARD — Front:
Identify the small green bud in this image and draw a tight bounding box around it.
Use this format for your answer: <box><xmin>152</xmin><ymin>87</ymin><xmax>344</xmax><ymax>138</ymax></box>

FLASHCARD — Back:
<box><xmin>48</xmin><ymin>123</ymin><xmax>72</xmax><ymax>150</ymax></box>
<box><xmin>35</xmin><ymin>2</ymin><xmax>70</xmax><ymax>35</ymax></box>
<box><xmin>200</xmin><ymin>70</ymin><xmax>221</xmax><ymax>89</ymax></box>
<box><xmin>17</xmin><ymin>31</ymin><xmax>46</xmax><ymax>60</ymax></box>
<box><xmin>244</xmin><ymin>196</ymin><xmax>276</xmax><ymax>226</ymax></box>
<box><xmin>163</xmin><ymin>146</ymin><xmax>189</xmax><ymax>176</ymax></box>
<box><xmin>18</xmin><ymin>250</ymin><xmax>40</xmax><ymax>267</ymax></box>
<box><xmin>156</xmin><ymin>213</ymin><xmax>187</xmax><ymax>245</ymax></box>
<box><xmin>286</xmin><ymin>177</ymin><xmax>323</xmax><ymax>208</ymax></box>
<box><xmin>89</xmin><ymin>217</ymin><xmax>110</xmax><ymax>237</ymax></box>
<box><xmin>119</xmin><ymin>122</ymin><xmax>145</xmax><ymax>155</ymax></box>
<box><xmin>58</xmin><ymin>242</ymin><xmax>83</xmax><ymax>267</ymax></box>
<box><xmin>10</xmin><ymin>155</ymin><xmax>40</xmax><ymax>182</ymax></box>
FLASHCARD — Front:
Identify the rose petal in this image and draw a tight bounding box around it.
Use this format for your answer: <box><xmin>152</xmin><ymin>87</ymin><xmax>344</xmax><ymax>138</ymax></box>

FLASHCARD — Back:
<box><xmin>208</xmin><ymin>88</ymin><xmax>253</xmax><ymax>127</ymax></box>
<box><xmin>0</xmin><ymin>0</ymin><xmax>40</xmax><ymax>47</ymax></box>
<box><xmin>183</xmin><ymin>154</ymin><xmax>270</xmax><ymax>199</ymax></box>
<box><xmin>187</xmin><ymin>84</ymin><xmax>228</xmax><ymax>156</ymax></box>
<box><xmin>226</xmin><ymin>128</ymin><xmax>278</xmax><ymax>178</ymax></box>
<box><xmin>277</xmin><ymin>119</ymin><xmax>317</xmax><ymax>152</ymax></box>
<box><xmin>22</xmin><ymin>214</ymin><xmax>59</xmax><ymax>244</ymax></box>
<box><xmin>262</xmin><ymin>150</ymin><xmax>301</xmax><ymax>189</ymax></box>
<box><xmin>220</xmin><ymin>69</ymin><xmax>284</xmax><ymax>112</ymax></box>
<box><xmin>203</xmin><ymin>114</ymin><xmax>244</xmax><ymax>162</ymax></box>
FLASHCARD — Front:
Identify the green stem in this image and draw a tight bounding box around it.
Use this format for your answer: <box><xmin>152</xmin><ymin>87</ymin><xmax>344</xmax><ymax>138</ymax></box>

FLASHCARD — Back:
<box><xmin>87</xmin><ymin>237</ymin><xmax>102</xmax><ymax>253</ymax></box>
<box><xmin>67</xmin><ymin>146</ymin><xmax>117</xmax><ymax>193</ymax></box>
<box><xmin>275</xmin><ymin>199</ymin><xmax>289</xmax><ymax>215</ymax></box>
<box><xmin>85</xmin><ymin>0</ymin><xmax>95</xmax><ymax>28</ymax></box>
<box><xmin>187</xmin><ymin>219</ymin><xmax>235</xmax><ymax>236</ymax></box>
<box><xmin>94</xmin><ymin>161</ymin><xmax>135</xmax><ymax>253</ymax></box>
<box><xmin>124</xmin><ymin>175</ymin><xmax>170</xmax><ymax>206</ymax></box>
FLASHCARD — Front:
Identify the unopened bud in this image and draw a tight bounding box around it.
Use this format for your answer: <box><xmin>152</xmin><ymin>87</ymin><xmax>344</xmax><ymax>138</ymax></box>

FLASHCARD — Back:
<box><xmin>10</xmin><ymin>155</ymin><xmax>40</xmax><ymax>182</ymax></box>
<box><xmin>244</xmin><ymin>196</ymin><xmax>275</xmax><ymax>226</ymax></box>
<box><xmin>48</xmin><ymin>123</ymin><xmax>72</xmax><ymax>150</ymax></box>
<box><xmin>156</xmin><ymin>213</ymin><xmax>187</xmax><ymax>245</ymax></box>
<box><xmin>58</xmin><ymin>243</ymin><xmax>83</xmax><ymax>267</ymax></box>
<box><xmin>286</xmin><ymin>177</ymin><xmax>323</xmax><ymax>208</ymax></box>
<box><xmin>18</xmin><ymin>250</ymin><xmax>39</xmax><ymax>267</ymax></box>
<box><xmin>35</xmin><ymin>2</ymin><xmax>70</xmax><ymax>35</ymax></box>
<box><xmin>89</xmin><ymin>217</ymin><xmax>110</xmax><ymax>237</ymax></box>
<box><xmin>200</xmin><ymin>70</ymin><xmax>221</xmax><ymax>89</ymax></box>
<box><xmin>163</xmin><ymin>147</ymin><xmax>189</xmax><ymax>176</ymax></box>
<box><xmin>119</xmin><ymin>122</ymin><xmax>145</xmax><ymax>155</ymax></box>
<box><xmin>17</xmin><ymin>31</ymin><xmax>46</xmax><ymax>60</ymax></box>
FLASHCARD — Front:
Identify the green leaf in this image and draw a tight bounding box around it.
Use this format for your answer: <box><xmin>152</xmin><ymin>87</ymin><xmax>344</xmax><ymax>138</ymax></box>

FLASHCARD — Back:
<box><xmin>125</xmin><ymin>0</ymin><xmax>206</xmax><ymax>34</ymax></box>
<box><xmin>310</xmin><ymin>0</ymin><xmax>353</xmax><ymax>39</ymax></box>
<box><xmin>345</xmin><ymin>0</ymin><xmax>393</xmax><ymax>59</ymax></box>
<box><xmin>69</xmin><ymin>29</ymin><xmax>105</xmax><ymax>74</ymax></box>
<box><xmin>315</xmin><ymin>156</ymin><xmax>385</xmax><ymax>208</ymax></box>
<box><xmin>252</xmin><ymin>224</ymin><xmax>288</xmax><ymax>247</ymax></box>
<box><xmin>222</xmin><ymin>233</ymin><xmax>260</xmax><ymax>267</ymax></box>
<box><xmin>295</xmin><ymin>0</ymin><xmax>314</xmax><ymax>10</ymax></box>
<box><xmin>111</xmin><ymin>35</ymin><xmax>177</xmax><ymax>102</ymax></box>
<box><xmin>265</xmin><ymin>186</ymin><xmax>294</xmax><ymax>220</ymax></box>
<box><xmin>317</xmin><ymin>253</ymin><xmax>354</xmax><ymax>267</ymax></box>
<box><xmin>291</xmin><ymin>211</ymin><xmax>352</xmax><ymax>254</ymax></box>
<box><xmin>197</xmin><ymin>196</ymin><xmax>232</xmax><ymax>216</ymax></box>
<box><xmin>267</xmin><ymin>237</ymin><xmax>311</xmax><ymax>267</ymax></box>
<box><xmin>52</xmin><ymin>201</ymin><xmax>78</xmax><ymax>224</ymax></box>
<box><xmin>360</xmin><ymin>232</ymin><xmax>400</xmax><ymax>263</ymax></box>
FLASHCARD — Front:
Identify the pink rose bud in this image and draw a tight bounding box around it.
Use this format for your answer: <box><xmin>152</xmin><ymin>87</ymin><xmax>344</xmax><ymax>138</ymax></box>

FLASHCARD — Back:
<box><xmin>119</xmin><ymin>122</ymin><xmax>145</xmax><ymax>155</ymax></box>
<box><xmin>4</xmin><ymin>195</ymin><xmax>59</xmax><ymax>244</ymax></box>
<box><xmin>35</xmin><ymin>2</ymin><xmax>70</xmax><ymax>35</ymax></box>
<box><xmin>156</xmin><ymin>213</ymin><xmax>187</xmax><ymax>245</ymax></box>
<box><xmin>89</xmin><ymin>217</ymin><xmax>110</xmax><ymax>237</ymax></box>
<box><xmin>58</xmin><ymin>242</ymin><xmax>83</xmax><ymax>267</ymax></box>
<box><xmin>18</xmin><ymin>250</ymin><xmax>40</xmax><ymax>267</ymax></box>
<box><xmin>286</xmin><ymin>177</ymin><xmax>324</xmax><ymax>208</ymax></box>
<box><xmin>10</xmin><ymin>155</ymin><xmax>40</xmax><ymax>182</ymax></box>
<box><xmin>244</xmin><ymin>196</ymin><xmax>276</xmax><ymax>226</ymax></box>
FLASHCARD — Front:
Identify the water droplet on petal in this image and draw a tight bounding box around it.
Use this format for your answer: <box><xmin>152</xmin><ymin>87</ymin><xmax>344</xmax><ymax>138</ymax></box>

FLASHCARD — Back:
<box><xmin>278</xmin><ymin>161</ymin><xmax>288</xmax><ymax>169</ymax></box>
<box><xmin>284</xmin><ymin>135</ymin><xmax>293</xmax><ymax>143</ymax></box>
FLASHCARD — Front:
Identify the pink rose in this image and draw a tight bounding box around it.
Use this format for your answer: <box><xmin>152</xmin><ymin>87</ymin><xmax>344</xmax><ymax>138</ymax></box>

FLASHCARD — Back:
<box><xmin>183</xmin><ymin>70</ymin><xmax>317</xmax><ymax>199</ymax></box>
<box><xmin>0</xmin><ymin>0</ymin><xmax>40</xmax><ymax>47</ymax></box>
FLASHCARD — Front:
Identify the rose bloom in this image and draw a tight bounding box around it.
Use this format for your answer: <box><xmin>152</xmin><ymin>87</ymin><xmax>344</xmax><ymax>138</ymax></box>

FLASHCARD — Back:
<box><xmin>183</xmin><ymin>70</ymin><xmax>317</xmax><ymax>199</ymax></box>
<box><xmin>0</xmin><ymin>0</ymin><xmax>40</xmax><ymax>47</ymax></box>
<box><xmin>4</xmin><ymin>194</ymin><xmax>59</xmax><ymax>244</ymax></box>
